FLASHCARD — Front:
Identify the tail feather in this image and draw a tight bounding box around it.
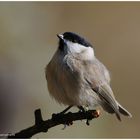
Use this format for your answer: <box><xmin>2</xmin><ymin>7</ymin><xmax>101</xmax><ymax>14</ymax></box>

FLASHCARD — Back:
<box><xmin>102</xmin><ymin>101</ymin><xmax>132</xmax><ymax>121</ymax></box>
<box><xmin>115</xmin><ymin>112</ymin><xmax>121</xmax><ymax>121</ymax></box>
<box><xmin>101</xmin><ymin>102</ymin><xmax>121</xmax><ymax>121</ymax></box>
<box><xmin>118</xmin><ymin>103</ymin><xmax>132</xmax><ymax>118</ymax></box>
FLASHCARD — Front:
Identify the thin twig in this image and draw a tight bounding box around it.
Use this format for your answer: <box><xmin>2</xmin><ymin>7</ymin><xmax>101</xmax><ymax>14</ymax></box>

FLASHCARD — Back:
<box><xmin>8</xmin><ymin>109</ymin><xmax>99</xmax><ymax>138</ymax></box>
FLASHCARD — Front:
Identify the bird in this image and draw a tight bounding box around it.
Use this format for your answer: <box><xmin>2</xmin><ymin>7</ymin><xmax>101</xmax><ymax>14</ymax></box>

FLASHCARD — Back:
<box><xmin>45</xmin><ymin>32</ymin><xmax>132</xmax><ymax>121</ymax></box>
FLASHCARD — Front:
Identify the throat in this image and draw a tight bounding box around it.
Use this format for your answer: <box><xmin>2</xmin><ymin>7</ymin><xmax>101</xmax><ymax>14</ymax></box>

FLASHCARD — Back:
<box><xmin>58</xmin><ymin>40</ymin><xmax>65</xmax><ymax>51</ymax></box>
<box><xmin>59</xmin><ymin>44</ymin><xmax>64</xmax><ymax>51</ymax></box>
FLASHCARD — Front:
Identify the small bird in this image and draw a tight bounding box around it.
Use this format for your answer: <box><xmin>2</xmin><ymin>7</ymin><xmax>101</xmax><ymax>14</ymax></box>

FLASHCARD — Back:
<box><xmin>46</xmin><ymin>32</ymin><xmax>132</xmax><ymax>121</ymax></box>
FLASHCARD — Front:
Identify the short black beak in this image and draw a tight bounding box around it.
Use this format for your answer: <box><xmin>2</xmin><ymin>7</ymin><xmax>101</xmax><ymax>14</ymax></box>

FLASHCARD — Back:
<box><xmin>57</xmin><ymin>34</ymin><xmax>63</xmax><ymax>40</ymax></box>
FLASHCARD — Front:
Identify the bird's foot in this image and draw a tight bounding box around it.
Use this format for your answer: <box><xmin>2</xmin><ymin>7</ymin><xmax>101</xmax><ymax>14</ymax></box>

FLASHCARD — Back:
<box><xmin>78</xmin><ymin>106</ymin><xmax>87</xmax><ymax>112</ymax></box>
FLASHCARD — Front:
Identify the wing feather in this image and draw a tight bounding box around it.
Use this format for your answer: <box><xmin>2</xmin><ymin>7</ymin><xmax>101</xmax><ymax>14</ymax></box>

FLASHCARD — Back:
<box><xmin>84</xmin><ymin>58</ymin><xmax>121</xmax><ymax>120</ymax></box>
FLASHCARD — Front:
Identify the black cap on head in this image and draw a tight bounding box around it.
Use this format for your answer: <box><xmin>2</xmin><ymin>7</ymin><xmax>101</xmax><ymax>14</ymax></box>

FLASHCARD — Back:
<box><xmin>62</xmin><ymin>32</ymin><xmax>92</xmax><ymax>47</ymax></box>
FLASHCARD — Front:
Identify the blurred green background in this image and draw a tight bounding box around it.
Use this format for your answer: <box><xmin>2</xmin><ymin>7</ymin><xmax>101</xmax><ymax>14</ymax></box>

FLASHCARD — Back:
<box><xmin>0</xmin><ymin>2</ymin><xmax>139</xmax><ymax>138</ymax></box>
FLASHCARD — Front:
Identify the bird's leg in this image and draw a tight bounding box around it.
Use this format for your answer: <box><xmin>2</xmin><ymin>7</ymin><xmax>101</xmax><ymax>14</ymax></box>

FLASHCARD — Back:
<box><xmin>52</xmin><ymin>105</ymin><xmax>73</xmax><ymax>120</ymax></box>
<box><xmin>77</xmin><ymin>106</ymin><xmax>86</xmax><ymax>112</ymax></box>
<box><xmin>77</xmin><ymin>106</ymin><xmax>94</xmax><ymax>126</ymax></box>
<box><xmin>60</xmin><ymin>105</ymin><xmax>73</xmax><ymax>114</ymax></box>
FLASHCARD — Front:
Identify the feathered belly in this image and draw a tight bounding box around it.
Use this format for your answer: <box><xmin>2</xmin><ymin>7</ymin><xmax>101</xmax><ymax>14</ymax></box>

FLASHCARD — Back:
<box><xmin>51</xmin><ymin>66</ymin><xmax>100</xmax><ymax>107</ymax></box>
<box><xmin>46</xmin><ymin>54</ymin><xmax>101</xmax><ymax>107</ymax></box>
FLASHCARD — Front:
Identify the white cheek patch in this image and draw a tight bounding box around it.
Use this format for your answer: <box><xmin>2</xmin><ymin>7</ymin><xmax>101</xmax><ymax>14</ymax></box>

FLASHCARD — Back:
<box><xmin>66</xmin><ymin>40</ymin><xmax>95</xmax><ymax>60</ymax></box>
<box><xmin>66</xmin><ymin>41</ymin><xmax>86</xmax><ymax>53</ymax></box>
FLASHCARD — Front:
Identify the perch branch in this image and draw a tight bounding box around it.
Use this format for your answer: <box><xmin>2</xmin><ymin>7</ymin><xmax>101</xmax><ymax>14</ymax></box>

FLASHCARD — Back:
<box><xmin>8</xmin><ymin>109</ymin><xmax>99</xmax><ymax>138</ymax></box>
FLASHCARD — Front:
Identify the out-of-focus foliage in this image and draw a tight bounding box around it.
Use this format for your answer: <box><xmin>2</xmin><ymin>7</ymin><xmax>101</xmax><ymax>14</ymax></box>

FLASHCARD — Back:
<box><xmin>0</xmin><ymin>2</ymin><xmax>139</xmax><ymax>138</ymax></box>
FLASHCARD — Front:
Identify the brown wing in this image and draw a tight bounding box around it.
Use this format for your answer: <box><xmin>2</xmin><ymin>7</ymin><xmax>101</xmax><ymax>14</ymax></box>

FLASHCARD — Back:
<box><xmin>84</xmin><ymin>58</ymin><xmax>121</xmax><ymax>120</ymax></box>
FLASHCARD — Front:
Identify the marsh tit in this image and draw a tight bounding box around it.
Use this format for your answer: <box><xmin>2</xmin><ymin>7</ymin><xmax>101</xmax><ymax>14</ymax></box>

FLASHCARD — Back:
<box><xmin>46</xmin><ymin>32</ymin><xmax>132</xmax><ymax>121</ymax></box>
